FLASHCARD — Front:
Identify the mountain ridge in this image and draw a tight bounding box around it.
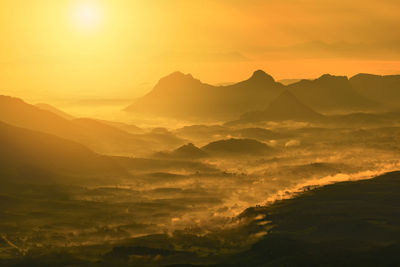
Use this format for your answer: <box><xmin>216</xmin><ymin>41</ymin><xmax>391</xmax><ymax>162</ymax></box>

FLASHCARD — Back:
<box><xmin>125</xmin><ymin>70</ymin><xmax>285</xmax><ymax>120</ymax></box>
<box><xmin>238</xmin><ymin>90</ymin><xmax>325</xmax><ymax>123</ymax></box>
<box><xmin>0</xmin><ymin>120</ymin><xmax>126</xmax><ymax>182</ymax></box>
<box><xmin>124</xmin><ymin>70</ymin><xmax>389</xmax><ymax>120</ymax></box>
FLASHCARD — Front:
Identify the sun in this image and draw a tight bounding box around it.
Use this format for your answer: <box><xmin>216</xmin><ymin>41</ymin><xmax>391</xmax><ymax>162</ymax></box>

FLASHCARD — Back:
<box><xmin>72</xmin><ymin>3</ymin><xmax>103</xmax><ymax>31</ymax></box>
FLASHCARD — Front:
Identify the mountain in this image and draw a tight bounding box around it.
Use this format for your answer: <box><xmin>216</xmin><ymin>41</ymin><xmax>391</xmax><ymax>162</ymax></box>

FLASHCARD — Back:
<box><xmin>0</xmin><ymin>121</ymin><xmax>126</xmax><ymax>182</ymax></box>
<box><xmin>0</xmin><ymin>95</ymin><xmax>184</xmax><ymax>156</ymax></box>
<box><xmin>238</xmin><ymin>90</ymin><xmax>325</xmax><ymax>123</ymax></box>
<box><xmin>35</xmin><ymin>103</ymin><xmax>75</xmax><ymax>120</ymax></box>
<box><xmin>288</xmin><ymin>74</ymin><xmax>378</xmax><ymax>112</ymax></box>
<box><xmin>124</xmin><ymin>70</ymin><xmax>285</xmax><ymax>120</ymax></box>
<box><xmin>95</xmin><ymin>119</ymin><xmax>144</xmax><ymax>134</ymax></box>
<box><xmin>152</xmin><ymin>143</ymin><xmax>208</xmax><ymax>159</ymax></box>
<box><xmin>171</xmin><ymin>143</ymin><xmax>208</xmax><ymax>158</ymax></box>
<box><xmin>215</xmin><ymin>171</ymin><xmax>400</xmax><ymax>266</ymax></box>
<box><xmin>125</xmin><ymin>71</ymin><xmax>386</xmax><ymax>121</ymax></box>
<box><xmin>0</xmin><ymin>95</ymin><xmax>79</xmax><ymax>136</ymax></box>
<box><xmin>202</xmin><ymin>138</ymin><xmax>273</xmax><ymax>156</ymax></box>
<box><xmin>350</xmin><ymin>73</ymin><xmax>400</xmax><ymax>108</ymax></box>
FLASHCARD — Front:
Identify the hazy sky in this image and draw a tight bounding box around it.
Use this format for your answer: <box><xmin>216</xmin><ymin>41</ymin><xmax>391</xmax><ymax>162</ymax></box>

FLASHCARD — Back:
<box><xmin>1</xmin><ymin>0</ymin><xmax>399</xmax><ymax>101</ymax></box>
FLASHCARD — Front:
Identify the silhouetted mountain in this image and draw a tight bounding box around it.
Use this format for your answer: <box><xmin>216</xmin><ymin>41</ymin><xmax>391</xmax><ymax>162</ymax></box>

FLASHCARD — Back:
<box><xmin>0</xmin><ymin>95</ymin><xmax>184</xmax><ymax>156</ymax></box>
<box><xmin>238</xmin><ymin>90</ymin><xmax>325</xmax><ymax>123</ymax></box>
<box><xmin>0</xmin><ymin>121</ymin><xmax>126</xmax><ymax>182</ymax></box>
<box><xmin>233</xmin><ymin>69</ymin><xmax>276</xmax><ymax>87</ymax></box>
<box><xmin>350</xmin><ymin>73</ymin><xmax>400</xmax><ymax>108</ymax></box>
<box><xmin>152</xmin><ymin>143</ymin><xmax>208</xmax><ymax>159</ymax></box>
<box><xmin>172</xmin><ymin>143</ymin><xmax>208</xmax><ymax>158</ymax></box>
<box><xmin>288</xmin><ymin>74</ymin><xmax>378</xmax><ymax>112</ymax></box>
<box><xmin>0</xmin><ymin>95</ymin><xmax>78</xmax><ymax>134</ymax></box>
<box><xmin>125</xmin><ymin>70</ymin><xmax>285</xmax><ymax>120</ymax></box>
<box><xmin>35</xmin><ymin>103</ymin><xmax>75</xmax><ymax>120</ymax></box>
<box><xmin>125</xmin><ymin>71</ymin><xmax>388</xmax><ymax>121</ymax></box>
<box><xmin>202</xmin><ymin>138</ymin><xmax>273</xmax><ymax>156</ymax></box>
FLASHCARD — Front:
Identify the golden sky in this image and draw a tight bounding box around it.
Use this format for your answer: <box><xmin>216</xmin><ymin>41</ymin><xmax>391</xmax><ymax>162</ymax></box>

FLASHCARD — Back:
<box><xmin>1</xmin><ymin>0</ymin><xmax>400</xmax><ymax>101</ymax></box>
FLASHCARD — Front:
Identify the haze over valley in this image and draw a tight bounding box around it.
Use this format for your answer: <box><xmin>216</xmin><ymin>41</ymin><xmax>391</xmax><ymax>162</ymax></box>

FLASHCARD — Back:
<box><xmin>1</xmin><ymin>69</ymin><xmax>400</xmax><ymax>265</ymax></box>
<box><xmin>1</xmin><ymin>1</ymin><xmax>400</xmax><ymax>266</ymax></box>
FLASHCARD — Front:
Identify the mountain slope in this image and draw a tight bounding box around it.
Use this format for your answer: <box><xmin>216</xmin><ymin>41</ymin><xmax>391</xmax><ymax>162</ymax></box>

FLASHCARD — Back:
<box><xmin>35</xmin><ymin>103</ymin><xmax>75</xmax><ymax>120</ymax></box>
<box><xmin>125</xmin><ymin>71</ymin><xmax>385</xmax><ymax>120</ymax></box>
<box><xmin>0</xmin><ymin>95</ymin><xmax>184</xmax><ymax>156</ymax></box>
<box><xmin>172</xmin><ymin>143</ymin><xmax>208</xmax><ymax>158</ymax></box>
<box><xmin>216</xmin><ymin>171</ymin><xmax>400</xmax><ymax>266</ymax></box>
<box><xmin>350</xmin><ymin>73</ymin><xmax>400</xmax><ymax>108</ymax></box>
<box><xmin>202</xmin><ymin>138</ymin><xmax>273</xmax><ymax>156</ymax></box>
<box><xmin>288</xmin><ymin>74</ymin><xmax>378</xmax><ymax>112</ymax></box>
<box><xmin>239</xmin><ymin>90</ymin><xmax>325</xmax><ymax>123</ymax></box>
<box><xmin>124</xmin><ymin>70</ymin><xmax>285</xmax><ymax>120</ymax></box>
<box><xmin>0</xmin><ymin>121</ymin><xmax>126</xmax><ymax>182</ymax></box>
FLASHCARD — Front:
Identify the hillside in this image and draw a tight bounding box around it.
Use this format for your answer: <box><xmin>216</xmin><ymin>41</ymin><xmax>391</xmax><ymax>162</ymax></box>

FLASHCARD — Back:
<box><xmin>171</xmin><ymin>143</ymin><xmax>208</xmax><ymax>158</ymax></box>
<box><xmin>35</xmin><ymin>103</ymin><xmax>75</xmax><ymax>120</ymax></box>
<box><xmin>288</xmin><ymin>74</ymin><xmax>378</xmax><ymax>112</ymax></box>
<box><xmin>218</xmin><ymin>171</ymin><xmax>400</xmax><ymax>266</ymax></box>
<box><xmin>0</xmin><ymin>95</ymin><xmax>184</xmax><ymax>156</ymax></box>
<box><xmin>239</xmin><ymin>90</ymin><xmax>325</xmax><ymax>123</ymax></box>
<box><xmin>350</xmin><ymin>73</ymin><xmax>400</xmax><ymax>108</ymax></box>
<box><xmin>202</xmin><ymin>138</ymin><xmax>273</xmax><ymax>156</ymax></box>
<box><xmin>0</xmin><ymin>121</ymin><xmax>126</xmax><ymax>182</ymax></box>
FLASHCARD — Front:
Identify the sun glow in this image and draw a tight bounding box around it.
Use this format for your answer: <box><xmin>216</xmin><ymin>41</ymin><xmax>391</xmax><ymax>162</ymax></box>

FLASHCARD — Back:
<box><xmin>72</xmin><ymin>3</ymin><xmax>103</xmax><ymax>31</ymax></box>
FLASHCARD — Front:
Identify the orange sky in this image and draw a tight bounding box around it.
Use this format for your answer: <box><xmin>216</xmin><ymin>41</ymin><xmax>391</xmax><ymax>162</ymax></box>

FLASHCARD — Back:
<box><xmin>0</xmin><ymin>0</ymin><xmax>400</xmax><ymax>101</ymax></box>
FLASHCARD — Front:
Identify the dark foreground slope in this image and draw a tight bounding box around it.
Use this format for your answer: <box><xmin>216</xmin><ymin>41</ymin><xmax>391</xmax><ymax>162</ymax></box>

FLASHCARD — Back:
<box><xmin>3</xmin><ymin>171</ymin><xmax>399</xmax><ymax>266</ymax></box>
<box><xmin>113</xmin><ymin>171</ymin><xmax>400</xmax><ymax>267</ymax></box>
<box><xmin>212</xmin><ymin>171</ymin><xmax>400</xmax><ymax>266</ymax></box>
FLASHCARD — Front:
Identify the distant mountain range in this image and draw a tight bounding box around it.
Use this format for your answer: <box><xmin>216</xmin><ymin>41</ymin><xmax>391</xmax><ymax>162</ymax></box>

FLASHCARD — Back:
<box><xmin>125</xmin><ymin>70</ymin><xmax>285</xmax><ymax>120</ymax></box>
<box><xmin>125</xmin><ymin>70</ymin><xmax>399</xmax><ymax>120</ymax></box>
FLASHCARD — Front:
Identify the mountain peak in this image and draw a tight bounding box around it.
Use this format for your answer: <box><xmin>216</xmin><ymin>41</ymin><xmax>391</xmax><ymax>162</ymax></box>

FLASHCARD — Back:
<box><xmin>239</xmin><ymin>90</ymin><xmax>324</xmax><ymax>123</ymax></box>
<box><xmin>317</xmin><ymin>74</ymin><xmax>348</xmax><ymax>82</ymax></box>
<box><xmin>173</xmin><ymin>143</ymin><xmax>207</xmax><ymax>158</ymax></box>
<box><xmin>249</xmin><ymin>70</ymin><xmax>275</xmax><ymax>83</ymax></box>
<box><xmin>167</xmin><ymin>71</ymin><xmax>194</xmax><ymax>79</ymax></box>
<box><xmin>163</xmin><ymin>71</ymin><xmax>197</xmax><ymax>82</ymax></box>
<box><xmin>155</xmin><ymin>71</ymin><xmax>201</xmax><ymax>88</ymax></box>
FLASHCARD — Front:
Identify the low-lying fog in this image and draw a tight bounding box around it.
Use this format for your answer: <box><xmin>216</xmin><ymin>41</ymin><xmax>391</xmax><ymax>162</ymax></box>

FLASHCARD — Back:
<box><xmin>2</xmin><ymin>114</ymin><xmax>400</xmax><ymax>256</ymax></box>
